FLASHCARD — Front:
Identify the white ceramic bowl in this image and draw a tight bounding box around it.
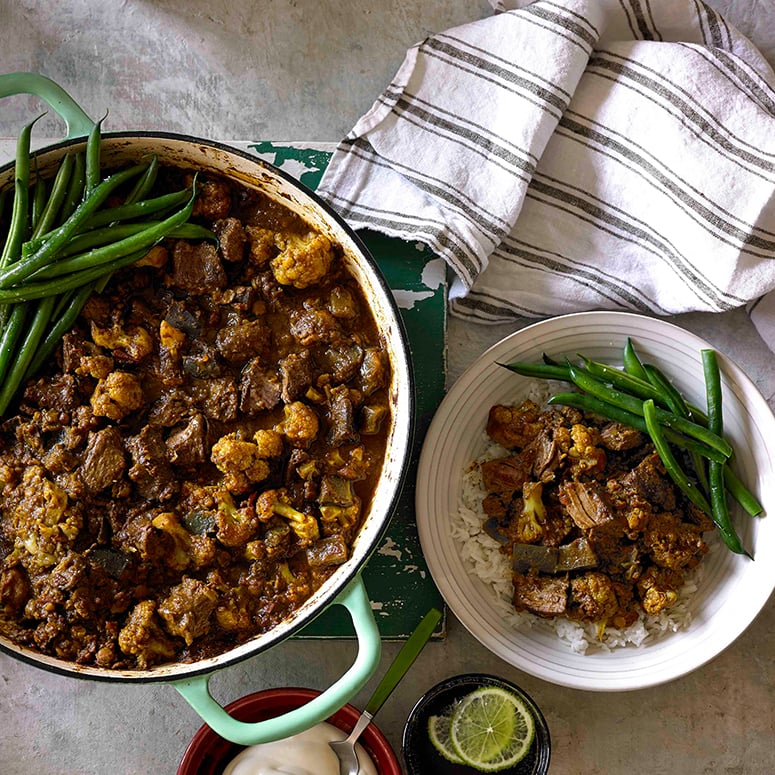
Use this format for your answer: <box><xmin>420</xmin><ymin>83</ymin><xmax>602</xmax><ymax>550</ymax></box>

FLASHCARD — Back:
<box><xmin>416</xmin><ymin>311</ymin><xmax>775</xmax><ymax>691</ymax></box>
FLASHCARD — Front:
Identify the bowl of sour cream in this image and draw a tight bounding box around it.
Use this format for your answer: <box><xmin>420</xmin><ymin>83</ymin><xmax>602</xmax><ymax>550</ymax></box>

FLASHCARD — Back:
<box><xmin>177</xmin><ymin>687</ymin><xmax>402</xmax><ymax>775</ymax></box>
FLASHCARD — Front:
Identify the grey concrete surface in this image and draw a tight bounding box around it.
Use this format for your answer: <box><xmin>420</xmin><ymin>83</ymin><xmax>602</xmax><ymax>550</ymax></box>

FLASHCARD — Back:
<box><xmin>1</xmin><ymin>2</ymin><xmax>775</xmax><ymax>774</ymax></box>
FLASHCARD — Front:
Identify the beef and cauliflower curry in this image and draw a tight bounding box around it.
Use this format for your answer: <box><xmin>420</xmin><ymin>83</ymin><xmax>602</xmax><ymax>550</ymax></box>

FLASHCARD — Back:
<box><xmin>0</xmin><ymin>169</ymin><xmax>392</xmax><ymax>669</ymax></box>
<box><xmin>480</xmin><ymin>399</ymin><xmax>712</xmax><ymax>631</ymax></box>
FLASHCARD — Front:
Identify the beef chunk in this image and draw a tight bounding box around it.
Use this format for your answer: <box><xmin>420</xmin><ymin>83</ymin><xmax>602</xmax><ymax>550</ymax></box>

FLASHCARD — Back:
<box><xmin>148</xmin><ymin>389</ymin><xmax>194</xmax><ymax>427</ymax></box>
<box><xmin>23</xmin><ymin>374</ymin><xmax>81</xmax><ymax>411</ymax></box>
<box><xmin>620</xmin><ymin>452</ymin><xmax>676</xmax><ymax>511</ymax></box>
<box><xmin>126</xmin><ymin>426</ymin><xmax>178</xmax><ymax>502</ymax></box>
<box><xmin>80</xmin><ymin>427</ymin><xmax>126</xmax><ymax>492</ymax></box>
<box><xmin>214</xmin><ymin>217</ymin><xmax>246</xmax><ymax>263</ymax></box>
<box><xmin>166</xmin><ymin>414</ymin><xmax>207</xmax><ymax>467</ymax></box>
<box><xmin>289</xmin><ymin>308</ymin><xmax>342</xmax><ymax>346</ymax></box>
<box><xmin>280</xmin><ymin>350</ymin><xmax>313</xmax><ymax>402</ymax></box>
<box><xmin>239</xmin><ymin>359</ymin><xmax>282</xmax><ymax>415</ymax></box>
<box><xmin>189</xmin><ymin>377</ymin><xmax>238</xmax><ymax>423</ymax></box>
<box><xmin>599</xmin><ymin>421</ymin><xmax>644</xmax><ymax>451</ymax></box>
<box><xmin>480</xmin><ymin>455</ymin><xmax>533</xmax><ymax>495</ymax></box>
<box><xmin>215</xmin><ymin>318</ymin><xmax>271</xmax><ymax>365</ymax></box>
<box><xmin>558</xmin><ymin>480</ymin><xmax>614</xmax><ymax>529</ymax></box>
<box><xmin>0</xmin><ymin>566</ymin><xmax>30</xmax><ymax>616</ymax></box>
<box><xmin>170</xmin><ymin>241</ymin><xmax>227</xmax><ymax>294</ymax></box>
<box><xmin>158</xmin><ymin>577</ymin><xmax>218</xmax><ymax>646</ymax></box>
<box><xmin>512</xmin><ymin>573</ymin><xmax>568</xmax><ymax>617</ymax></box>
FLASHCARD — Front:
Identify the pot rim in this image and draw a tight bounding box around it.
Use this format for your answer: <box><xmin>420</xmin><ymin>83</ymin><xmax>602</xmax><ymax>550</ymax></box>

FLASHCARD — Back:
<box><xmin>0</xmin><ymin>131</ymin><xmax>416</xmax><ymax>682</ymax></box>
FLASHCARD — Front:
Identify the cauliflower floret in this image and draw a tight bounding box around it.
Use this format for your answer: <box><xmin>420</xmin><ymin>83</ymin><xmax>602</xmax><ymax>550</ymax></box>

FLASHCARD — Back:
<box><xmin>90</xmin><ymin>320</ymin><xmax>154</xmax><ymax>362</ymax></box>
<box><xmin>210</xmin><ymin>433</ymin><xmax>271</xmax><ymax>494</ymax></box>
<box><xmin>568</xmin><ymin>424</ymin><xmax>606</xmax><ymax>474</ymax></box>
<box><xmin>151</xmin><ymin>511</ymin><xmax>217</xmax><ymax>570</ymax></box>
<box><xmin>9</xmin><ymin>466</ymin><xmax>81</xmax><ymax>570</ymax></box>
<box><xmin>90</xmin><ymin>371</ymin><xmax>144</xmax><ymax>420</ymax></box>
<box><xmin>486</xmin><ymin>400</ymin><xmax>543</xmax><ymax>449</ymax></box>
<box><xmin>255</xmin><ymin>488</ymin><xmax>320</xmax><ymax>545</ymax></box>
<box><xmin>253</xmin><ymin>428</ymin><xmax>284</xmax><ymax>458</ymax></box>
<box><xmin>118</xmin><ymin>600</ymin><xmax>176</xmax><ymax>668</ymax></box>
<box><xmin>270</xmin><ymin>231</ymin><xmax>334</xmax><ymax>289</ymax></box>
<box><xmin>515</xmin><ymin>480</ymin><xmax>546</xmax><ymax>544</ymax></box>
<box><xmin>276</xmin><ymin>401</ymin><xmax>319</xmax><ymax>448</ymax></box>
<box><xmin>245</xmin><ymin>225</ymin><xmax>277</xmax><ymax>267</ymax></box>
<box><xmin>159</xmin><ymin>319</ymin><xmax>186</xmax><ymax>355</ymax></box>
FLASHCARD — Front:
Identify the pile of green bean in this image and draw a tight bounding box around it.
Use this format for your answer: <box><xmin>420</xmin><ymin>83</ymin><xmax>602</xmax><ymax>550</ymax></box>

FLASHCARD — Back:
<box><xmin>0</xmin><ymin>116</ymin><xmax>212</xmax><ymax>417</ymax></box>
<box><xmin>501</xmin><ymin>338</ymin><xmax>762</xmax><ymax>558</ymax></box>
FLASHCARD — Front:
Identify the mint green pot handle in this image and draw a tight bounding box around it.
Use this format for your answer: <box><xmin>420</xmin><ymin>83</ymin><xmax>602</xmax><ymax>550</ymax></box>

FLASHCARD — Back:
<box><xmin>173</xmin><ymin>575</ymin><xmax>382</xmax><ymax>746</ymax></box>
<box><xmin>0</xmin><ymin>72</ymin><xmax>94</xmax><ymax>138</ymax></box>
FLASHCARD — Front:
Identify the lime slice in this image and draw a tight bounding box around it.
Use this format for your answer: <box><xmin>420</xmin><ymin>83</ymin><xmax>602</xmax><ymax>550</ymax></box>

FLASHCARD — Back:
<box><xmin>449</xmin><ymin>686</ymin><xmax>536</xmax><ymax>772</ymax></box>
<box><xmin>428</xmin><ymin>712</ymin><xmax>465</xmax><ymax>764</ymax></box>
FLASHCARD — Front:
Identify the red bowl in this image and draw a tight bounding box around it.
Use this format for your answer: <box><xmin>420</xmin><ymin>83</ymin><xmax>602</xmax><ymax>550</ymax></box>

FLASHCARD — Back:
<box><xmin>177</xmin><ymin>687</ymin><xmax>402</xmax><ymax>775</ymax></box>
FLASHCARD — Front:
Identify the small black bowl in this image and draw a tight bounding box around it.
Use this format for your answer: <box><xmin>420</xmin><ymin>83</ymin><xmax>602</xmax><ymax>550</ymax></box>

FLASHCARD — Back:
<box><xmin>402</xmin><ymin>673</ymin><xmax>551</xmax><ymax>775</ymax></box>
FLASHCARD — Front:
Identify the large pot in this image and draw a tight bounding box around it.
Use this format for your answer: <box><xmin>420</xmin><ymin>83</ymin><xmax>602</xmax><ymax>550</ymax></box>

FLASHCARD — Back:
<box><xmin>0</xmin><ymin>73</ymin><xmax>415</xmax><ymax>745</ymax></box>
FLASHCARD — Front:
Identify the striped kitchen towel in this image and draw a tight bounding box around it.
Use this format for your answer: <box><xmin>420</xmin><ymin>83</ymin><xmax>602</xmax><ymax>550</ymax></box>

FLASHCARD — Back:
<box><xmin>316</xmin><ymin>0</ymin><xmax>775</xmax><ymax>348</ymax></box>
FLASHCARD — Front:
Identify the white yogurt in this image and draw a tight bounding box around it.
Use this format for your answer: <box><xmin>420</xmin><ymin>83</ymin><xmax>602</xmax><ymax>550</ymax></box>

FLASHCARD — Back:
<box><xmin>222</xmin><ymin>720</ymin><xmax>379</xmax><ymax>775</ymax></box>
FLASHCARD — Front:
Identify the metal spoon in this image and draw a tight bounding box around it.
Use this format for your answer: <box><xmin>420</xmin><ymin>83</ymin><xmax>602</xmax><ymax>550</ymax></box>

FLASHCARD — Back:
<box><xmin>329</xmin><ymin>607</ymin><xmax>442</xmax><ymax>775</ymax></box>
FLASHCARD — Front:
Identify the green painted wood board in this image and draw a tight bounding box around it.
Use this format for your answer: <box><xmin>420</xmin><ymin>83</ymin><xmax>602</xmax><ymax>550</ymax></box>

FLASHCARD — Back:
<box><xmin>248</xmin><ymin>143</ymin><xmax>447</xmax><ymax>639</ymax></box>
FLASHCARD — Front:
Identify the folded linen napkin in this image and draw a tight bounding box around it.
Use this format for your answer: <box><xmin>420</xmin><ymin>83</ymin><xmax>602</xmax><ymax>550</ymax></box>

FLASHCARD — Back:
<box><xmin>317</xmin><ymin>0</ymin><xmax>775</xmax><ymax>349</ymax></box>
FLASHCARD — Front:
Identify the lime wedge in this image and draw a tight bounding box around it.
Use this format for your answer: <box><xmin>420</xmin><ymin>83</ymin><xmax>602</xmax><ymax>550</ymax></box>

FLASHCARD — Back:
<box><xmin>449</xmin><ymin>686</ymin><xmax>536</xmax><ymax>772</ymax></box>
<box><xmin>428</xmin><ymin>712</ymin><xmax>465</xmax><ymax>764</ymax></box>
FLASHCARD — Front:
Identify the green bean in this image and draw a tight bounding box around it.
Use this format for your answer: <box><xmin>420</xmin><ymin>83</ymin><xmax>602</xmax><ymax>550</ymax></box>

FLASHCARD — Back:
<box><xmin>30</xmin><ymin>175</ymin><xmax>47</xmax><ymax>234</ymax></box>
<box><xmin>708</xmin><ymin>459</ymin><xmax>751</xmax><ymax>557</ymax></box>
<box><xmin>547</xmin><ymin>391</ymin><xmax>727</xmax><ymax>463</ymax></box>
<box><xmin>0</xmin><ymin>162</ymin><xmax>148</xmax><ymax>289</ymax></box>
<box><xmin>0</xmin><ymin>295</ymin><xmax>56</xmax><ymax>416</ymax></box>
<box><xmin>44</xmin><ymin>220</ymin><xmax>213</xmax><ymax>264</ymax></box>
<box><xmin>580</xmin><ymin>355</ymin><xmax>665</xmax><ymax>404</ymax></box>
<box><xmin>29</xmin><ymin>191</ymin><xmax>197</xmax><ymax>281</ymax></box>
<box><xmin>84</xmin><ymin>116</ymin><xmax>104</xmax><ymax>198</ymax></box>
<box><xmin>124</xmin><ymin>154</ymin><xmax>159</xmax><ymax>205</ymax></box>
<box><xmin>643</xmin><ymin>398</ymin><xmax>712</xmax><ymax>516</ymax></box>
<box><xmin>701</xmin><ymin>349</ymin><xmax>753</xmax><ymax>558</ymax></box>
<box><xmin>644</xmin><ymin>362</ymin><xmax>709</xmax><ymax>494</ymax></box>
<box><xmin>0</xmin><ymin>302</ymin><xmax>28</xmax><ymax>386</ymax></box>
<box><xmin>59</xmin><ymin>151</ymin><xmax>85</xmax><ymax>224</ymax></box>
<box><xmin>31</xmin><ymin>153</ymin><xmax>75</xmax><ymax>240</ymax></box>
<box><xmin>567</xmin><ymin>361</ymin><xmax>732</xmax><ymax>458</ymax></box>
<box><xmin>724</xmin><ymin>466</ymin><xmax>764</xmax><ymax>518</ymax></box>
<box><xmin>0</xmin><ymin>117</ymin><xmax>38</xmax><ymax>269</ymax></box>
<box><xmin>622</xmin><ymin>336</ymin><xmax>649</xmax><ymax>381</ymax></box>
<box><xmin>0</xmin><ymin>249</ymin><xmax>148</xmax><ymax>304</ymax></box>
<box><xmin>24</xmin><ymin>283</ymin><xmax>95</xmax><ymax>380</ymax></box>
<box><xmin>499</xmin><ymin>360</ymin><xmax>571</xmax><ymax>382</ymax></box>
<box><xmin>79</xmin><ymin>187</ymin><xmax>192</xmax><ymax>231</ymax></box>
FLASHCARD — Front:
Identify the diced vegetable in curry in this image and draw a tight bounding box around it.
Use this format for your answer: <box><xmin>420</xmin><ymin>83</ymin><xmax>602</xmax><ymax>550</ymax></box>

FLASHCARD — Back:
<box><xmin>0</xmin><ymin>168</ymin><xmax>392</xmax><ymax>669</ymax></box>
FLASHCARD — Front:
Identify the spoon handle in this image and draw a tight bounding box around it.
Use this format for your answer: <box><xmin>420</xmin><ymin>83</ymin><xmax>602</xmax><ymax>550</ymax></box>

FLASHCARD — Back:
<box><xmin>364</xmin><ymin>607</ymin><xmax>442</xmax><ymax>717</ymax></box>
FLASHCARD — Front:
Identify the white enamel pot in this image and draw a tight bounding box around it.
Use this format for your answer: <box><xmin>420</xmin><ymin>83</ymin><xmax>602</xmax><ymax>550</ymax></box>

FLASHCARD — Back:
<box><xmin>0</xmin><ymin>73</ymin><xmax>415</xmax><ymax>745</ymax></box>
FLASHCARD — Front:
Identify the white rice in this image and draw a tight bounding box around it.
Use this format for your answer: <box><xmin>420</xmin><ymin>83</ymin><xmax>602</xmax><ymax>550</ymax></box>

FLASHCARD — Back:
<box><xmin>450</xmin><ymin>386</ymin><xmax>710</xmax><ymax>654</ymax></box>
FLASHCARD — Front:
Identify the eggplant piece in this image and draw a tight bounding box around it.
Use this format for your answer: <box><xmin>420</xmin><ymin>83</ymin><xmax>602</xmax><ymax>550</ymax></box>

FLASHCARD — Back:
<box><xmin>556</xmin><ymin>537</ymin><xmax>599</xmax><ymax>572</ymax></box>
<box><xmin>89</xmin><ymin>547</ymin><xmax>130</xmax><ymax>579</ymax></box>
<box><xmin>512</xmin><ymin>543</ymin><xmax>559</xmax><ymax>574</ymax></box>
<box><xmin>483</xmin><ymin>517</ymin><xmax>510</xmax><ymax>546</ymax></box>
